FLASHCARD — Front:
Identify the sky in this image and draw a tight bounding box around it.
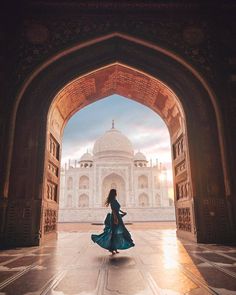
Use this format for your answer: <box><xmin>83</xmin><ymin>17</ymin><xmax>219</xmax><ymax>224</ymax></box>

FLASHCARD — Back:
<box><xmin>61</xmin><ymin>94</ymin><xmax>173</xmax><ymax>181</ymax></box>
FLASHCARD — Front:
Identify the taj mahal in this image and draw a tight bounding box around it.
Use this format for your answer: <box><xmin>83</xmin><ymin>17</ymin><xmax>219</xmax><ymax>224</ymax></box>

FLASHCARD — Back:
<box><xmin>59</xmin><ymin>122</ymin><xmax>175</xmax><ymax>222</ymax></box>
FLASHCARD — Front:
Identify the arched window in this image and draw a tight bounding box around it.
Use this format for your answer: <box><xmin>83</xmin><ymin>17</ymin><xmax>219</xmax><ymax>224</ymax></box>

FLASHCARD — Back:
<box><xmin>139</xmin><ymin>193</ymin><xmax>149</xmax><ymax>207</ymax></box>
<box><xmin>78</xmin><ymin>194</ymin><xmax>89</xmax><ymax>207</ymax></box>
<box><xmin>67</xmin><ymin>177</ymin><xmax>73</xmax><ymax>190</ymax></box>
<box><xmin>102</xmin><ymin>173</ymin><xmax>126</xmax><ymax>207</ymax></box>
<box><xmin>79</xmin><ymin>175</ymin><xmax>89</xmax><ymax>189</ymax></box>
<box><xmin>67</xmin><ymin>195</ymin><xmax>72</xmax><ymax>207</ymax></box>
<box><xmin>138</xmin><ymin>175</ymin><xmax>148</xmax><ymax>189</ymax></box>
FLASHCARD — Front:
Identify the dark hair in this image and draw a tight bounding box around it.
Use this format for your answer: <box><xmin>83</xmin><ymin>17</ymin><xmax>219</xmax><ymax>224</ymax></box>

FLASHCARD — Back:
<box><xmin>105</xmin><ymin>189</ymin><xmax>117</xmax><ymax>207</ymax></box>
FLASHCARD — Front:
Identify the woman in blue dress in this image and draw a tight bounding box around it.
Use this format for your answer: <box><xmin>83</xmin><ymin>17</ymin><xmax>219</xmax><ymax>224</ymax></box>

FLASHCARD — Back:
<box><xmin>91</xmin><ymin>189</ymin><xmax>135</xmax><ymax>254</ymax></box>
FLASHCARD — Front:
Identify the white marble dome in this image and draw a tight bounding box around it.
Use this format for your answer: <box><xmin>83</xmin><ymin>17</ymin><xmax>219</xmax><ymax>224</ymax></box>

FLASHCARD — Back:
<box><xmin>93</xmin><ymin>126</ymin><xmax>134</xmax><ymax>160</ymax></box>
<box><xmin>134</xmin><ymin>151</ymin><xmax>147</xmax><ymax>162</ymax></box>
<box><xmin>80</xmin><ymin>152</ymin><xmax>93</xmax><ymax>162</ymax></box>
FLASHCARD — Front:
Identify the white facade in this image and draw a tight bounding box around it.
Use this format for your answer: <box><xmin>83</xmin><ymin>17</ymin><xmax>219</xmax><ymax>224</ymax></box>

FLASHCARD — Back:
<box><xmin>59</xmin><ymin>124</ymin><xmax>175</xmax><ymax>222</ymax></box>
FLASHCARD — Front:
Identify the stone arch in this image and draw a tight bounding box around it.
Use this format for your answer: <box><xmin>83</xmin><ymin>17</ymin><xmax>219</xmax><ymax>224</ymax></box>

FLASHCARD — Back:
<box><xmin>138</xmin><ymin>175</ymin><xmax>148</xmax><ymax>189</ymax></box>
<box><xmin>102</xmin><ymin>173</ymin><xmax>126</xmax><ymax>207</ymax></box>
<box><xmin>78</xmin><ymin>194</ymin><xmax>89</xmax><ymax>208</ymax></box>
<box><xmin>139</xmin><ymin>193</ymin><xmax>149</xmax><ymax>207</ymax></box>
<box><xmin>2</xmin><ymin>33</ymin><xmax>232</xmax><ymax>246</ymax></box>
<box><xmin>79</xmin><ymin>175</ymin><xmax>89</xmax><ymax>189</ymax></box>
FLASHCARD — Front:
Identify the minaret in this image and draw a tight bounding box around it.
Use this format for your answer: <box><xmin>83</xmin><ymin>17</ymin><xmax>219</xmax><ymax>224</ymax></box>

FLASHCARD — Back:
<box><xmin>112</xmin><ymin>119</ymin><xmax>115</xmax><ymax>129</ymax></box>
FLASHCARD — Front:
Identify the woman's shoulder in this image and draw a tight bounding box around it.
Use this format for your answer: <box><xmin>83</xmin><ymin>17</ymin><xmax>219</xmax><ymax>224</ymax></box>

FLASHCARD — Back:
<box><xmin>111</xmin><ymin>199</ymin><xmax>119</xmax><ymax>208</ymax></box>
<box><xmin>113</xmin><ymin>199</ymin><xmax>120</xmax><ymax>205</ymax></box>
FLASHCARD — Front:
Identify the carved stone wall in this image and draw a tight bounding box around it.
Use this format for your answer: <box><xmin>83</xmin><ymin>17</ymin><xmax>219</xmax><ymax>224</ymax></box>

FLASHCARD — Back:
<box><xmin>177</xmin><ymin>207</ymin><xmax>191</xmax><ymax>232</ymax></box>
<box><xmin>198</xmin><ymin>198</ymin><xmax>231</xmax><ymax>243</ymax></box>
<box><xmin>42</xmin><ymin>132</ymin><xmax>61</xmax><ymax>240</ymax></box>
<box><xmin>4</xmin><ymin>200</ymin><xmax>42</xmax><ymax>247</ymax></box>
<box><xmin>50</xmin><ymin>64</ymin><xmax>183</xmax><ymax>137</ymax></box>
<box><xmin>0</xmin><ymin>1</ymin><xmax>235</xmax><ymax>246</ymax></box>
<box><xmin>14</xmin><ymin>13</ymin><xmax>220</xmax><ymax>87</ymax></box>
<box><xmin>172</xmin><ymin>133</ymin><xmax>194</xmax><ymax>238</ymax></box>
<box><xmin>44</xmin><ymin>209</ymin><xmax>57</xmax><ymax>234</ymax></box>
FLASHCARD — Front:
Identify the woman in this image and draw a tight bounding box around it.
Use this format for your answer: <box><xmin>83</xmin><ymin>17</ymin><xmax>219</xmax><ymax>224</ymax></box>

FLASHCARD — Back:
<box><xmin>91</xmin><ymin>189</ymin><xmax>135</xmax><ymax>254</ymax></box>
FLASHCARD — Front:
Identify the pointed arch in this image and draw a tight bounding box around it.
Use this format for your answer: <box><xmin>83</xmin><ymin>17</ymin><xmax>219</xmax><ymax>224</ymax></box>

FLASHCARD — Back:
<box><xmin>2</xmin><ymin>33</ymin><xmax>232</xmax><ymax>246</ymax></box>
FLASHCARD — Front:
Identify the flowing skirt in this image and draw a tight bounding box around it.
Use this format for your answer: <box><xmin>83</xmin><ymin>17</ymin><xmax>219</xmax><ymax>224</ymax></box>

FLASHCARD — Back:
<box><xmin>91</xmin><ymin>213</ymin><xmax>135</xmax><ymax>251</ymax></box>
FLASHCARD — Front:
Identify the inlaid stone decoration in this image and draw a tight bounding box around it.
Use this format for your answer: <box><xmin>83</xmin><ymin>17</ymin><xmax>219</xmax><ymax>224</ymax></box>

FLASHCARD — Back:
<box><xmin>177</xmin><ymin>207</ymin><xmax>191</xmax><ymax>232</ymax></box>
<box><xmin>42</xmin><ymin>132</ymin><xmax>61</xmax><ymax>239</ymax></box>
<box><xmin>202</xmin><ymin>198</ymin><xmax>230</xmax><ymax>242</ymax></box>
<box><xmin>15</xmin><ymin>14</ymin><xmax>218</xmax><ymax>86</ymax></box>
<box><xmin>44</xmin><ymin>209</ymin><xmax>57</xmax><ymax>233</ymax></box>
<box><xmin>49</xmin><ymin>64</ymin><xmax>184</xmax><ymax>138</ymax></box>
<box><xmin>48</xmin><ymin>161</ymin><xmax>58</xmax><ymax>177</ymax></box>
<box><xmin>50</xmin><ymin>107</ymin><xmax>64</xmax><ymax>140</ymax></box>
<box><xmin>176</xmin><ymin>180</ymin><xmax>189</xmax><ymax>200</ymax></box>
<box><xmin>49</xmin><ymin>135</ymin><xmax>60</xmax><ymax>160</ymax></box>
<box><xmin>26</xmin><ymin>23</ymin><xmax>50</xmax><ymax>45</ymax></box>
<box><xmin>173</xmin><ymin>135</ymin><xmax>185</xmax><ymax>160</ymax></box>
<box><xmin>5</xmin><ymin>202</ymin><xmax>33</xmax><ymax>244</ymax></box>
<box><xmin>46</xmin><ymin>181</ymin><xmax>57</xmax><ymax>201</ymax></box>
<box><xmin>175</xmin><ymin>160</ymin><xmax>186</xmax><ymax>176</ymax></box>
<box><xmin>183</xmin><ymin>26</ymin><xmax>205</xmax><ymax>46</ymax></box>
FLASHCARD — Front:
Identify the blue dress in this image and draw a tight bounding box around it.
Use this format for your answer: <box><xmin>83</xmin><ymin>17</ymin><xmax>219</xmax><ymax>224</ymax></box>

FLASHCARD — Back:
<box><xmin>91</xmin><ymin>199</ymin><xmax>135</xmax><ymax>251</ymax></box>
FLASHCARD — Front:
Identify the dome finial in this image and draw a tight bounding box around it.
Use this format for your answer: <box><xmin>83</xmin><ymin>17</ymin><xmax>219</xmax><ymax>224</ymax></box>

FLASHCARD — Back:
<box><xmin>112</xmin><ymin>119</ymin><xmax>115</xmax><ymax>129</ymax></box>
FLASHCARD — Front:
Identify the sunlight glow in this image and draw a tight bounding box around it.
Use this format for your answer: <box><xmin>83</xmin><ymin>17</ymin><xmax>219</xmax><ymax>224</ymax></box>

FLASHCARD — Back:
<box><xmin>161</xmin><ymin>232</ymin><xmax>179</xmax><ymax>269</ymax></box>
<box><xmin>166</xmin><ymin>170</ymin><xmax>173</xmax><ymax>182</ymax></box>
<box><xmin>159</xmin><ymin>173</ymin><xmax>166</xmax><ymax>182</ymax></box>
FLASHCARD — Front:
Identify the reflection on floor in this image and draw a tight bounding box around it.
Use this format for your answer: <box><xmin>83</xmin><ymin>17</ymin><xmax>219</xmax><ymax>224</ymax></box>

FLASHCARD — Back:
<box><xmin>0</xmin><ymin>222</ymin><xmax>236</xmax><ymax>295</ymax></box>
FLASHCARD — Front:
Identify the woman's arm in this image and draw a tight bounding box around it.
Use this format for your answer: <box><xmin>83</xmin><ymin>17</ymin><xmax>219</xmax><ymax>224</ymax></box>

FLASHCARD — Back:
<box><xmin>119</xmin><ymin>209</ymin><xmax>127</xmax><ymax>216</ymax></box>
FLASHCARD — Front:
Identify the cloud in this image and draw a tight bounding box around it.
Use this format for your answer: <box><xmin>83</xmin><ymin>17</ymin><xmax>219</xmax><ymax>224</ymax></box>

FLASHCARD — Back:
<box><xmin>61</xmin><ymin>95</ymin><xmax>172</xmax><ymax>173</ymax></box>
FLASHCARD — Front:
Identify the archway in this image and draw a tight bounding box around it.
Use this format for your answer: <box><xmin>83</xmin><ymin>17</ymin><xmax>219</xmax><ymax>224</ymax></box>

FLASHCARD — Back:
<box><xmin>138</xmin><ymin>175</ymin><xmax>148</xmax><ymax>189</ymax></box>
<box><xmin>102</xmin><ymin>173</ymin><xmax>126</xmax><ymax>207</ymax></box>
<box><xmin>79</xmin><ymin>175</ymin><xmax>89</xmax><ymax>189</ymax></box>
<box><xmin>139</xmin><ymin>193</ymin><xmax>149</xmax><ymax>207</ymax></box>
<box><xmin>67</xmin><ymin>177</ymin><xmax>73</xmax><ymax>190</ymax></box>
<box><xmin>2</xmin><ymin>34</ymin><xmax>231</xmax><ymax>246</ymax></box>
<box><xmin>78</xmin><ymin>194</ymin><xmax>89</xmax><ymax>208</ymax></box>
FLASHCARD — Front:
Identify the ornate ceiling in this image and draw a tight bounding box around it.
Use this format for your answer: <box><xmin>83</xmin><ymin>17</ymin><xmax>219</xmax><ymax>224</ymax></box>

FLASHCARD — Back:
<box><xmin>49</xmin><ymin>63</ymin><xmax>184</xmax><ymax>141</ymax></box>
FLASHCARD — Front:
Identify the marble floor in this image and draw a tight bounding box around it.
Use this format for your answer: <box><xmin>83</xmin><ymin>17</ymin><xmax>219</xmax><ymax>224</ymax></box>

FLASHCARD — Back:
<box><xmin>0</xmin><ymin>223</ymin><xmax>236</xmax><ymax>295</ymax></box>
